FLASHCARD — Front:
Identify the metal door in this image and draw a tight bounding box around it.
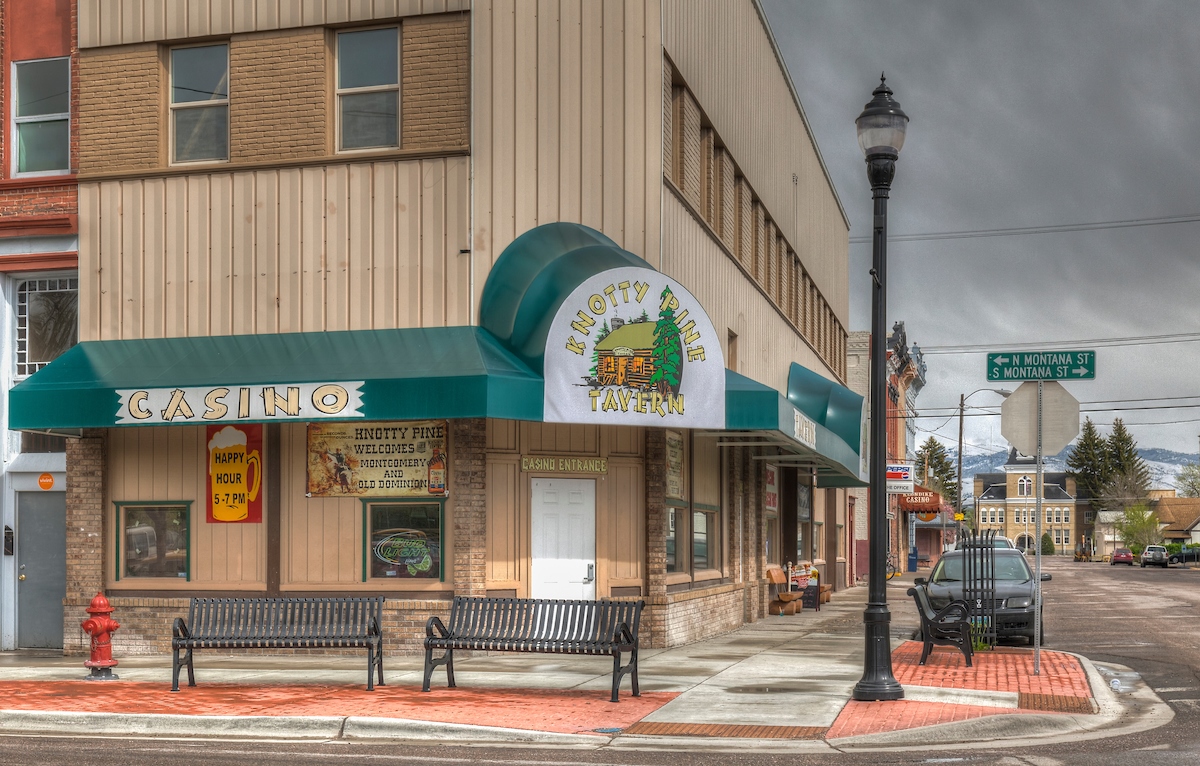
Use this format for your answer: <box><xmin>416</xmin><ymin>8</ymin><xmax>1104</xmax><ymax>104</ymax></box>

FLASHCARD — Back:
<box><xmin>530</xmin><ymin>478</ymin><xmax>596</xmax><ymax>600</ymax></box>
<box><xmin>17</xmin><ymin>491</ymin><xmax>67</xmax><ymax>648</ymax></box>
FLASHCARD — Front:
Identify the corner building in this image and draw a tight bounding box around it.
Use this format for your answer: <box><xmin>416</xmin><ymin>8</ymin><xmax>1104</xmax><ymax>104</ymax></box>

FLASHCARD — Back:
<box><xmin>11</xmin><ymin>0</ymin><xmax>866</xmax><ymax>654</ymax></box>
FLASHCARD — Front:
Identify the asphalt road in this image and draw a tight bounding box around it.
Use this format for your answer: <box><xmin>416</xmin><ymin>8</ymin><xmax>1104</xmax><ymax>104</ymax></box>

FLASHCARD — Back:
<box><xmin>1</xmin><ymin>555</ymin><xmax>1198</xmax><ymax>765</ymax></box>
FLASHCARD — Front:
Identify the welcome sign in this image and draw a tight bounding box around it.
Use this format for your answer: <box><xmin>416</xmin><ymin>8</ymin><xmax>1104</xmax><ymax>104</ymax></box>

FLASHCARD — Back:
<box><xmin>543</xmin><ymin>267</ymin><xmax>725</xmax><ymax>428</ymax></box>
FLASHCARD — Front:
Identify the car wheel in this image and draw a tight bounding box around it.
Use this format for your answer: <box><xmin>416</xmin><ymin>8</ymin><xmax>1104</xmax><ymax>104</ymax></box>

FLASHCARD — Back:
<box><xmin>1110</xmin><ymin>561</ymin><xmax>1115</xmax><ymax>565</ymax></box>
<box><xmin>1141</xmin><ymin>562</ymin><xmax>1146</xmax><ymax>568</ymax></box>
<box><xmin>1170</xmin><ymin>557</ymin><xmax>1180</xmax><ymax>565</ymax></box>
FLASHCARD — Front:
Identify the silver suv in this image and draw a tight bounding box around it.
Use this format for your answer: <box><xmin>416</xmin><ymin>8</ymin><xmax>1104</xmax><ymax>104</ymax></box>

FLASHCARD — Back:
<box><xmin>1141</xmin><ymin>545</ymin><xmax>1168</xmax><ymax>568</ymax></box>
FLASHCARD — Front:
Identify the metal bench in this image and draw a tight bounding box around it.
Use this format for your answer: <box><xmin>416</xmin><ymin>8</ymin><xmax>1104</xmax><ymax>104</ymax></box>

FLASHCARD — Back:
<box><xmin>908</xmin><ymin>586</ymin><xmax>973</xmax><ymax>667</ymax></box>
<box><xmin>171</xmin><ymin>596</ymin><xmax>385</xmax><ymax>691</ymax></box>
<box><xmin>423</xmin><ymin>596</ymin><xmax>644</xmax><ymax>702</ymax></box>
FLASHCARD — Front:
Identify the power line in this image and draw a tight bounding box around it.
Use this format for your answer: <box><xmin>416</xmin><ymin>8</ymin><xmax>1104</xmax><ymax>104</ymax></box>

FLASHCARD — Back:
<box><xmin>919</xmin><ymin>332</ymin><xmax>1200</xmax><ymax>355</ymax></box>
<box><xmin>848</xmin><ymin>212</ymin><xmax>1200</xmax><ymax>244</ymax></box>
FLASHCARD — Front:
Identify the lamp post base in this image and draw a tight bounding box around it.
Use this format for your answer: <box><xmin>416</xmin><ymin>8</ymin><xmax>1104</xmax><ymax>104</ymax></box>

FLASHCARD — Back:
<box><xmin>852</xmin><ymin>604</ymin><xmax>904</xmax><ymax>701</ymax></box>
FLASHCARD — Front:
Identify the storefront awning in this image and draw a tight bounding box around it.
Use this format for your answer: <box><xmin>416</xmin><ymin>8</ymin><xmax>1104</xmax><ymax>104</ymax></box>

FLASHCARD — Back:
<box><xmin>9</xmin><ymin>327</ymin><xmax>544</xmax><ymax>432</ymax></box>
<box><xmin>719</xmin><ymin>369</ymin><xmax>867</xmax><ymax>488</ymax></box>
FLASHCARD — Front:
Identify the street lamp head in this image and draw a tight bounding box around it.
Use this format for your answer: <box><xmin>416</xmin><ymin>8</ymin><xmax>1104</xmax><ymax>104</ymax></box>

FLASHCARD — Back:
<box><xmin>856</xmin><ymin>74</ymin><xmax>910</xmax><ymax>159</ymax></box>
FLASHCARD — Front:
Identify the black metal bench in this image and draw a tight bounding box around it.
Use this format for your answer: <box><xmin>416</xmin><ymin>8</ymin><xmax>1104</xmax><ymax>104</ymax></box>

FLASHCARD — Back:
<box><xmin>423</xmin><ymin>596</ymin><xmax>644</xmax><ymax>702</ymax></box>
<box><xmin>908</xmin><ymin>587</ymin><xmax>973</xmax><ymax>667</ymax></box>
<box><xmin>171</xmin><ymin>596</ymin><xmax>385</xmax><ymax>691</ymax></box>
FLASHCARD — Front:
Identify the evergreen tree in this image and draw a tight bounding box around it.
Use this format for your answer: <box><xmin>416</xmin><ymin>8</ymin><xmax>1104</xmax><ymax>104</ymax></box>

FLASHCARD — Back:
<box><xmin>1106</xmin><ymin>418</ymin><xmax>1150</xmax><ymax>489</ymax></box>
<box><xmin>1041</xmin><ymin>532</ymin><xmax>1056</xmax><ymax>555</ymax></box>
<box><xmin>1066</xmin><ymin>417</ymin><xmax>1109</xmax><ymax>499</ymax></box>
<box><xmin>649</xmin><ymin>287</ymin><xmax>682</xmax><ymax>395</ymax></box>
<box><xmin>915</xmin><ymin>436</ymin><xmax>958</xmax><ymax>509</ymax></box>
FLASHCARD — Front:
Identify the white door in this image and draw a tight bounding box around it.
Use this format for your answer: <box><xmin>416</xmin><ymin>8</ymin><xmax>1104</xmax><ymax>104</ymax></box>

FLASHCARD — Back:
<box><xmin>531</xmin><ymin>478</ymin><xmax>596</xmax><ymax>600</ymax></box>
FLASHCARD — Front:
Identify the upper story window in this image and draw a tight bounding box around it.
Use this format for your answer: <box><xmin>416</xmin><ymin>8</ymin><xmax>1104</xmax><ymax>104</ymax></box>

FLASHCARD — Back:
<box><xmin>337</xmin><ymin>27</ymin><xmax>399</xmax><ymax>151</ymax></box>
<box><xmin>12</xmin><ymin>57</ymin><xmax>70</xmax><ymax>175</ymax></box>
<box><xmin>1017</xmin><ymin>476</ymin><xmax>1032</xmax><ymax>496</ymax></box>
<box><xmin>170</xmin><ymin>44</ymin><xmax>229</xmax><ymax>163</ymax></box>
<box><xmin>17</xmin><ymin>277</ymin><xmax>78</xmax><ymax>377</ymax></box>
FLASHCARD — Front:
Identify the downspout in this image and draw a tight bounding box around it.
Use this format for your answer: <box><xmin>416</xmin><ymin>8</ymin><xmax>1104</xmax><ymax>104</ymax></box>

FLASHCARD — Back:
<box><xmin>468</xmin><ymin>0</ymin><xmax>477</xmax><ymax>323</ymax></box>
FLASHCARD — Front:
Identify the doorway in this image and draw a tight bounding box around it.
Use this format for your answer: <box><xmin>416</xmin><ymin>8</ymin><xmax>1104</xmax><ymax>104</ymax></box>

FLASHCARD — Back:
<box><xmin>17</xmin><ymin>491</ymin><xmax>67</xmax><ymax>648</ymax></box>
<box><xmin>530</xmin><ymin>478</ymin><xmax>596</xmax><ymax>600</ymax></box>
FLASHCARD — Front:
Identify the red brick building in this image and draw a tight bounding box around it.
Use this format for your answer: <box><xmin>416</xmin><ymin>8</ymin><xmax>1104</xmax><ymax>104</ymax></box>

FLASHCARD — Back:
<box><xmin>0</xmin><ymin>0</ymin><xmax>78</xmax><ymax>650</ymax></box>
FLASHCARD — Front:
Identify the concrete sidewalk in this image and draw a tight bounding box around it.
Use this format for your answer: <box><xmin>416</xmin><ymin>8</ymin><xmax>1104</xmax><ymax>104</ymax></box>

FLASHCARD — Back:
<box><xmin>0</xmin><ymin>582</ymin><xmax>1173</xmax><ymax>753</ymax></box>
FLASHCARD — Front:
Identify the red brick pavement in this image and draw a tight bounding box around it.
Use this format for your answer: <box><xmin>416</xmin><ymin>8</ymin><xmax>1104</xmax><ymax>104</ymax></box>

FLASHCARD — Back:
<box><xmin>0</xmin><ymin>681</ymin><xmax>676</xmax><ymax>736</ymax></box>
<box><xmin>828</xmin><ymin>642</ymin><xmax>1095</xmax><ymax>739</ymax></box>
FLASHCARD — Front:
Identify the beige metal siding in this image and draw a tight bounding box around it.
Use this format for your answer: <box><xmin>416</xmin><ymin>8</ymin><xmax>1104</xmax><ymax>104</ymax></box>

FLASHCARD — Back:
<box><xmin>107</xmin><ymin>426</ymin><xmax>266</xmax><ymax>588</ymax></box>
<box><xmin>79</xmin><ymin>157</ymin><xmax>469</xmax><ymax>341</ymax></box>
<box><xmin>79</xmin><ymin>0</ymin><xmax>470</xmax><ymax>48</ymax></box>
<box><xmin>662</xmin><ymin>192</ymin><xmax>835</xmax><ymax>387</ymax></box>
<box><xmin>662</xmin><ymin>0</ymin><xmax>849</xmax><ymax>328</ymax></box>
<box><xmin>472</xmin><ymin>0</ymin><xmax>662</xmax><ymax>313</ymax></box>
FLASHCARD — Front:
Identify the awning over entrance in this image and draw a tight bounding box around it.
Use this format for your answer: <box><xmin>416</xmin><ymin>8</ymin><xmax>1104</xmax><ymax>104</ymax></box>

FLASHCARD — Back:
<box><xmin>9</xmin><ymin>327</ymin><xmax>544</xmax><ymax>431</ymax></box>
<box><xmin>721</xmin><ymin>369</ymin><xmax>866</xmax><ymax>488</ymax></box>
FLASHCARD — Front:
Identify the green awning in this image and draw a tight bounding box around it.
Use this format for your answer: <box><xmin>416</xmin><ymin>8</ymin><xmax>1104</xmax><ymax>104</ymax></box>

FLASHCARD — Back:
<box><xmin>724</xmin><ymin>369</ymin><xmax>866</xmax><ymax>487</ymax></box>
<box><xmin>9</xmin><ymin>327</ymin><xmax>543</xmax><ymax>431</ymax></box>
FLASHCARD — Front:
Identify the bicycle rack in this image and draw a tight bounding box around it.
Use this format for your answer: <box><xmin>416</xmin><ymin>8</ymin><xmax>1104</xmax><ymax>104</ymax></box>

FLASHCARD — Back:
<box><xmin>962</xmin><ymin>529</ymin><xmax>997</xmax><ymax>647</ymax></box>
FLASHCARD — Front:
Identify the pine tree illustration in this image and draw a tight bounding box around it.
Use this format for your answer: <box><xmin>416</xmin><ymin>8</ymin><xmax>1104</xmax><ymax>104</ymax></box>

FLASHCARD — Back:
<box><xmin>589</xmin><ymin>320</ymin><xmax>611</xmax><ymax>379</ymax></box>
<box><xmin>649</xmin><ymin>287</ymin><xmax>683</xmax><ymax>395</ymax></box>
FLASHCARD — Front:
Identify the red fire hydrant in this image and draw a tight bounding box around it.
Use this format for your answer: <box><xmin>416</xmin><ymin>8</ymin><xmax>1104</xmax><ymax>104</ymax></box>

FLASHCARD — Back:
<box><xmin>81</xmin><ymin>592</ymin><xmax>120</xmax><ymax>680</ymax></box>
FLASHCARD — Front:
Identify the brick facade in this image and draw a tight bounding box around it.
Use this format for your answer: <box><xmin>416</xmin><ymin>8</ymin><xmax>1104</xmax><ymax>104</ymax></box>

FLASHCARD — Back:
<box><xmin>78</xmin><ymin>43</ymin><xmax>162</xmax><ymax>173</ymax></box>
<box><xmin>62</xmin><ymin>431</ymin><xmax>106</xmax><ymax>655</ymax></box>
<box><xmin>451</xmin><ymin>418</ymin><xmax>487</xmax><ymax>596</ymax></box>
<box><xmin>402</xmin><ymin>13</ymin><xmax>470</xmax><ymax>150</ymax></box>
<box><xmin>230</xmin><ymin>29</ymin><xmax>327</xmax><ymax>163</ymax></box>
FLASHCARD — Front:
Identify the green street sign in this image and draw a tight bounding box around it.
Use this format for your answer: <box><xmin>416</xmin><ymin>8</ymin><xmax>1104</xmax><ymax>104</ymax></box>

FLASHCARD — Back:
<box><xmin>987</xmin><ymin>350</ymin><xmax>1096</xmax><ymax>382</ymax></box>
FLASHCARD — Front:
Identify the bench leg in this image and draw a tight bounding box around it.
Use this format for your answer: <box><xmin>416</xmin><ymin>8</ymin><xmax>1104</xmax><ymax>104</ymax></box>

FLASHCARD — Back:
<box><xmin>610</xmin><ymin>650</ymin><xmax>622</xmax><ymax>703</ymax></box>
<box><xmin>423</xmin><ymin>646</ymin><xmax>456</xmax><ymax>692</ymax></box>
<box><xmin>366</xmin><ymin>645</ymin><xmax>375</xmax><ymax>692</ymax></box>
<box><xmin>171</xmin><ymin>647</ymin><xmax>181</xmax><ymax>692</ymax></box>
<box><xmin>919</xmin><ymin>638</ymin><xmax>933</xmax><ymax>666</ymax></box>
<box><xmin>375</xmin><ymin>639</ymin><xmax>386</xmax><ymax>688</ymax></box>
<box><xmin>630</xmin><ymin>647</ymin><xmax>640</xmax><ymax>697</ymax></box>
<box><xmin>172</xmin><ymin>647</ymin><xmax>195</xmax><ymax>691</ymax></box>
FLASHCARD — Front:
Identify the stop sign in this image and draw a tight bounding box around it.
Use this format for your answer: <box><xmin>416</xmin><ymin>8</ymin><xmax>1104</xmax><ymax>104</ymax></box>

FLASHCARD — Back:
<box><xmin>1001</xmin><ymin>381</ymin><xmax>1080</xmax><ymax>455</ymax></box>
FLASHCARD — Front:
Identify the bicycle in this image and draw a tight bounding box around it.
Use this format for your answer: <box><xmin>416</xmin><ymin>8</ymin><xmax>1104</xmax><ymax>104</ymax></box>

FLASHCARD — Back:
<box><xmin>885</xmin><ymin>552</ymin><xmax>903</xmax><ymax>580</ymax></box>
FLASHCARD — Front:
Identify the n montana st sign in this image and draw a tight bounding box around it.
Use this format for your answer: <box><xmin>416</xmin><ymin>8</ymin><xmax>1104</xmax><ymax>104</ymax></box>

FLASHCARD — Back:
<box><xmin>987</xmin><ymin>350</ymin><xmax>1095</xmax><ymax>382</ymax></box>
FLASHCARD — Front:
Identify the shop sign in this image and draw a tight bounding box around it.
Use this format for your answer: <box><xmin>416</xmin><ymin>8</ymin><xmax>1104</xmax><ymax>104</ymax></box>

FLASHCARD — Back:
<box><xmin>665</xmin><ymin>429</ymin><xmax>685</xmax><ymax>500</ymax></box>
<box><xmin>306</xmin><ymin>420</ymin><xmax>448</xmax><ymax>498</ymax></box>
<box><xmin>117</xmin><ymin>382</ymin><xmax>364</xmax><ymax>425</ymax></box>
<box><xmin>898</xmin><ymin>490</ymin><xmax>941</xmax><ymax>511</ymax></box>
<box><xmin>763</xmin><ymin>463</ymin><xmax>779</xmax><ymax>513</ymax></box>
<box><xmin>520</xmin><ymin>455</ymin><xmax>609</xmax><ymax>474</ymax></box>
<box><xmin>790</xmin><ymin>407</ymin><xmax>817</xmax><ymax>450</ymax></box>
<box><xmin>543</xmin><ymin>267</ymin><xmax>725</xmax><ymax>428</ymax></box>
<box><xmin>207</xmin><ymin>424</ymin><xmax>263</xmax><ymax>523</ymax></box>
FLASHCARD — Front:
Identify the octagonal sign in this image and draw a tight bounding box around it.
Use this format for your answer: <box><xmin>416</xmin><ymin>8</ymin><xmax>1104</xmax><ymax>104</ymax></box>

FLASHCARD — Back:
<box><xmin>1000</xmin><ymin>381</ymin><xmax>1080</xmax><ymax>456</ymax></box>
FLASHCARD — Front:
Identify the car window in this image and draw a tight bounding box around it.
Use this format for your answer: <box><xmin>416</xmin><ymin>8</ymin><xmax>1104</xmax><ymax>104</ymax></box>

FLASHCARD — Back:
<box><xmin>931</xmin><ymin>554</ymin><xmax>1032</xmax><ymax>583</ymax></box>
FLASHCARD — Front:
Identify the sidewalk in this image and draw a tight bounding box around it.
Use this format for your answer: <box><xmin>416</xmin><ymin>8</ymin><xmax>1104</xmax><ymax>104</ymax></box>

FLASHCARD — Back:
<box><xmin>0</xmin><ymin>581</ymin><xmax>1172</xmax><ymax>752</ymax></box>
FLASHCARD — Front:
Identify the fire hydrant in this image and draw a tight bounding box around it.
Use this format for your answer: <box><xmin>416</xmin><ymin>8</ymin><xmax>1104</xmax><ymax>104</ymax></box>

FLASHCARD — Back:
<box><xmin>81</xmin><ymin>592</ymin><xmax>120</xmax><ymax>680</ymax></box>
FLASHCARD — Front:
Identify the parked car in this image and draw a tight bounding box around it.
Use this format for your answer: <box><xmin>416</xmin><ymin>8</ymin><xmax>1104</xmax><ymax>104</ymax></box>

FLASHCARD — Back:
<box><xmin>1168</xmin><ymin>547</ymin><xmax>1200</xmax><ymax>566</ymax></box>
<box><xmin>1110</xmin><ymin>548</ymin><xmax>1134</xmax><ymax>565</ymax></box>
<box><xmin>1141</xmin><ymin>545</ymin><xmax>1169</xmax><ymax>568</ymax></box>
<box><xmin>955</xmin><ymin>536</ymin><xmax>1016</xmax><ymax>550</ymax></box>
<box><xmin>914</xmin><ymin>549</ymin><xmax>1051</xmax><ymax>644</ymax></box>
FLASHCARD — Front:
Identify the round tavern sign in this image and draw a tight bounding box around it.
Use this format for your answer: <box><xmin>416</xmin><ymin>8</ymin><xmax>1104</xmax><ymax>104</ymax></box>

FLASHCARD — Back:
<box><xmin>543</xmin><ymin>267</ymin><xmax>726</xmax><ymax>428</ymax></box>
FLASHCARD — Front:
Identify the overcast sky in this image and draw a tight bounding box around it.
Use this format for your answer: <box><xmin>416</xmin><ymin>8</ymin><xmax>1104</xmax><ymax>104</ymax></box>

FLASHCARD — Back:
<box><xmin>762</xmin><ymin>0</ymin><xmax>1200</xmax><ymax>460</ymax></box>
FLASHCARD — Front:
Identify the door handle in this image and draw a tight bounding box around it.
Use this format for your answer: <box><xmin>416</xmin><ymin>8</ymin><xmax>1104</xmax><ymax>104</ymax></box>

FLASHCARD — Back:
<box><xmin>585</xmin><ymin>563</ymin><xmax>595</xmax><ymax>583</ymax></box>
<box><xmin>17</xmin><ymin>574</ymin><xmax>25</xmax><ymax>581</ymax></box>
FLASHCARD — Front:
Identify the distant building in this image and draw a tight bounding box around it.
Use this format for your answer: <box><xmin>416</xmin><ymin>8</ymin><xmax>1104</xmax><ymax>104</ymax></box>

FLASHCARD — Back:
<box><xmin>974</xmin><ymin>449</ymin><xmax>1079</xmax><ymax>553</ymax></box>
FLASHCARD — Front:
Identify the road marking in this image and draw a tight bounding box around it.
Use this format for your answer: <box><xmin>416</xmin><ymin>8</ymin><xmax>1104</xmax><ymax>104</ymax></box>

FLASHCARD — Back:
<box><xmin>1154</xmin><ymin>687</ymin><xmax>1196</xmax><ymax>692</ymax></box>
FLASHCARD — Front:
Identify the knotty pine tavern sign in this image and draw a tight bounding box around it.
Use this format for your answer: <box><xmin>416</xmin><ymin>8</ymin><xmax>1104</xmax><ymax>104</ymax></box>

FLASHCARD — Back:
<box><xmin>116</xmin><ymin>382</ymin><xmax>365</xmax><ymax>425</ymax></box>
<box><xmin>543</xmin><ymin>267</ymin><xmax>725</xmax><ymax>428</ymax></box>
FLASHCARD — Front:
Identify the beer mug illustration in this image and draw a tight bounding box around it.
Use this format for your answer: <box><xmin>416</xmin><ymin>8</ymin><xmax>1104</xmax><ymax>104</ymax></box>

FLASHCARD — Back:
<box><xmin>208</xmin><ymin>426</ymin><xmax>261</xmax><ymax>522</ymax></box>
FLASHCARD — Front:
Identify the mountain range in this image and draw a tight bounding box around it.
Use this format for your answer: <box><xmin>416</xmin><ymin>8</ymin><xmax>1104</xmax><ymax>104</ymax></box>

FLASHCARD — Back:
<box><xmin>954</xmin><ymin>447</ymin><xmax>1197</xmax><ymax>501</ymax></box>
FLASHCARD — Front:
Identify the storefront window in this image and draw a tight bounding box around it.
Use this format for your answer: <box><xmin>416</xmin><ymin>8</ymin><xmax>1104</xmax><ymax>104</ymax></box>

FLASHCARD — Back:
<box><xmin>119</xmin><ymin>504</ymin><xmax>189</xmax><ymax>579</ymax></box>
<box><xmin>765</xmin><ymin>515</ymin><xmax>778</xmax><ymax>565</ymax></box>
<box><xmin>692</xmin><ymin>511</ymin><xmax>709</xmax><ymax>570</ymax></box>
<box><xmin>366</xmin><ymin>501</ymin><xmax>443</xmax><ymax>580</ymax></box>
<box><xmin>666</xmin><ymin>507</ymin><xmax>677</xmax><ymax>572</ymax></box>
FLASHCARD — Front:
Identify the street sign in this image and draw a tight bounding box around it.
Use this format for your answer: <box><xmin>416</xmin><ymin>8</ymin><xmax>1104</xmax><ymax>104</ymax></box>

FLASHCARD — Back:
<box><xmin>954</xmin><ymin>513</ymin><xmax>965</xmax><ymax>521</ymax></box>
<box><xmin>987</xmin><ymin>350</ymin><xmax>1095</xmax><ymax>382</ymax></box>
<box><xmin>1001</xmin><ymin>381</ymin><xmax>1080</xmax><ymax>455</ymax></box>
<box><xmin>886</xmin><ymin>463</ymin><xmax>914</xmax><ymax>494</ymax></box>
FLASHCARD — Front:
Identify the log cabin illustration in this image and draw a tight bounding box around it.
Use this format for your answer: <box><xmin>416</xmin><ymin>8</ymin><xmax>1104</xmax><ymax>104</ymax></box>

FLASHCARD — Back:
<box><xmin>594</xmin><ymin>318</ymin><xmax>658</xmax><ymax>389</ymax></box>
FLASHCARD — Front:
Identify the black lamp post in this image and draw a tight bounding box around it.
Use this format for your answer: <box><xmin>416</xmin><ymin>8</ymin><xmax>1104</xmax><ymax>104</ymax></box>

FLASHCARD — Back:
<box><xmin>852</xmin><ymin>75</ymin><xmax>908</xmax><ymax>702</ymax></box>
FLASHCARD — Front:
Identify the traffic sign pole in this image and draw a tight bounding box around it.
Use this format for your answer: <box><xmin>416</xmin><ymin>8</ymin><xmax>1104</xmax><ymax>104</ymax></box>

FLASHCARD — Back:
<box><xmin>1034</xmin><ymin>380</ymin><xmax>1043</xmax><ymax>675</ymax></box>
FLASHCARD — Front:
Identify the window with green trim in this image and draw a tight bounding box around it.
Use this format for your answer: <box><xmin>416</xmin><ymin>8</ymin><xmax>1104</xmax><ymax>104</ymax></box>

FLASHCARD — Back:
<box><xmin>118</xmin><ymin>503</ymin><xmax>190</xmax><ymax>579</ymax></box>
<box><xmin>365</xmin><ymin>501</ymin><xmax>443</xmax><ymax>580</ymax></box>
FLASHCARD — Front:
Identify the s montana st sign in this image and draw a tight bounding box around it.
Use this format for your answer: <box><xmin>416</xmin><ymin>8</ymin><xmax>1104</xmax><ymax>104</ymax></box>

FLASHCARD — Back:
<box><xmin>987</xmin><ymin>350</ymin><xmax>1095</xmax><ymax>382</ymax></box>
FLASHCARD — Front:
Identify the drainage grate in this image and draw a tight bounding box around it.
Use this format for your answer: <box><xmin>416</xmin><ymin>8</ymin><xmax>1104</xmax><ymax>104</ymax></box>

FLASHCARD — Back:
<box><xmin>623</xmin><ymin>722</ymin><xmax>827</xmax><ymax>739</ymax></box>
<box><xmin>1018</xmin><ymin>693</ymin><xmax>1095</xmax><ymax>714</ymax></box>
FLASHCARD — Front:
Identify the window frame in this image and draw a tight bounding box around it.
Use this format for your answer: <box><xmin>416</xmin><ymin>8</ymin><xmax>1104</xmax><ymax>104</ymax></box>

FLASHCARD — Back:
<box><xmin>114</xmin><ymin>501</ymin><xmax>192</xmax><ymax>582</ymax></box>
<box><xmin>335</xmin><ymin>25</ymin><xmax>401</xmax><ymax>153</ymax></box>
<box><xmin>15</xmin><ymin>273</ymin><xmax>79</xmax><ymax>379</ymax></box>
<box><xmin>169</xmin><ymin>42</ymin><xmax>230</xmax><ymax>165</ymax></box>
<box><xmin>10</xmin><ymin>56</ymin><xmax>72</xmax><ymax>178</ymax></box>
<box><xmin>361</xmin><ymin>497</ymin><xmax>445</xmax><ymax>583</ymax></box>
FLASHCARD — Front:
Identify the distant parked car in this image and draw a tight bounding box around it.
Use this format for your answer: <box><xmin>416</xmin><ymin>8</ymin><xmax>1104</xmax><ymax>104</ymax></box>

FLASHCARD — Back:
<box><xmin>1168</xmin><ymin>547</ymin><xmax>1200</xmax><ymax>566</ymax></box>
<box><xmin>1110</xmin><ymin>548</ymin><xmax>1134</xmax><ymax>566</ymax></box>
<box><xmin>956</xmin><ymin>536</ymin><xmax>1016</xmax><ymax>550</ymax></box>
<box><xmin>1141</xmin><ymin>545</ymin><xmax>1169</xmax><ymax>568</ymax></box>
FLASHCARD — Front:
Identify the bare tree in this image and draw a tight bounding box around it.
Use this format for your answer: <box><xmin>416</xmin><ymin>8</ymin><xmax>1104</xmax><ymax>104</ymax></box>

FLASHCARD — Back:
<box><xmin>1095</xmin><ymin>467</ymin><xmax>1150</xmax><ymax>515</ymax></box>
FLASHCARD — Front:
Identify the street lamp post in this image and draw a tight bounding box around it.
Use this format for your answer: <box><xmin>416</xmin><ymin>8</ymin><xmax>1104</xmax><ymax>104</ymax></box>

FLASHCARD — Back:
<box><xmin>852</xmin><ymin>76</ymin><xmax>908</xmax><ymax>702</ymax></box>
<box><xmin>956</xmin><ymin>388</ymin><xmax>1011</xmax><ymax>538</ymax></box>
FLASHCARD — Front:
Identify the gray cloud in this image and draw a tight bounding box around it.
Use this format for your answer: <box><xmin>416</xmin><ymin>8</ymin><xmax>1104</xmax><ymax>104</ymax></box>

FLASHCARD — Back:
<box><xmin>763</xmin><ymin>0</ymin><xmax>1200</xmax><ymax>457</ymax></box>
